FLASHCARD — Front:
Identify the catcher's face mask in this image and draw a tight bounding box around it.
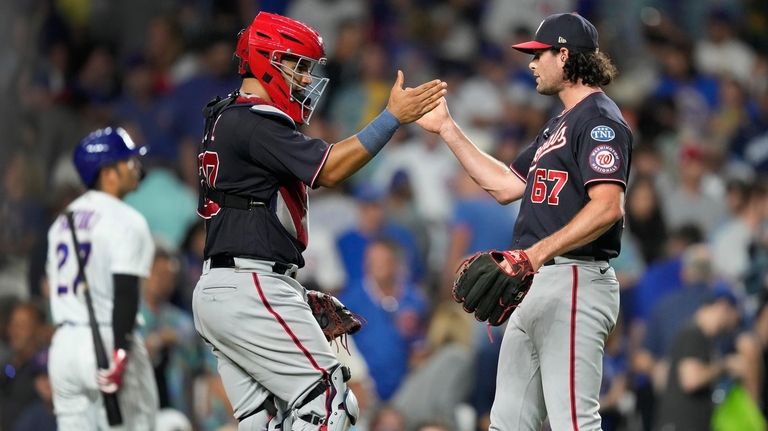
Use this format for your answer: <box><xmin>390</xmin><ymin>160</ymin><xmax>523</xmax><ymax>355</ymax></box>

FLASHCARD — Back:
<box><xmin>274</xmin><ymin>53</ymin><xmax>329</xmax><ymax>124</ymax></box>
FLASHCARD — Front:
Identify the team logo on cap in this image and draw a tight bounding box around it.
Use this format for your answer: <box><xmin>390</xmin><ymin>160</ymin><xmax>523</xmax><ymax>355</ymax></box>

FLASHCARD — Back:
<box><xmin>590</xmin><ymin>145</ymin><xmax>620</xmax><ymax>174</ymax></box>
<box><xmin>590</xmin><ymin>125</ymin><xmax>615</xmax><ymax>142</ymax></box>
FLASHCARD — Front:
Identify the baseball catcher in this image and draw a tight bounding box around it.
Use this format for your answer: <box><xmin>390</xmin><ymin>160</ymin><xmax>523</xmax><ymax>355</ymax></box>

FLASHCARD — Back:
<box><xmin>452</xmin><ymin>250</ymin><xmax>535</xmax><ymax>326</ymax></box>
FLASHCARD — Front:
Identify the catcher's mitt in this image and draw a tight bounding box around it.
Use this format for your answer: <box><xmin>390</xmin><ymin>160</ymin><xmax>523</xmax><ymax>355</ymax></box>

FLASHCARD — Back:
<box><xmin>452</xmin><ymin>249</ymin><xmax>535</xmax><ymax>326</ymax></box>
<box><xmin>307</xmin><ymin>291</ymin><xmax>362</xmax><ymax>341</ymax></box>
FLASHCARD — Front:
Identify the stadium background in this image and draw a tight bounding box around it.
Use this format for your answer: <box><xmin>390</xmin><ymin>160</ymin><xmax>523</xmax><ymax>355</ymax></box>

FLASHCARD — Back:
<box><xmin>1</xmin><ymin>0</ymin><xmax>768</xmax><ymax>430</ymax></box>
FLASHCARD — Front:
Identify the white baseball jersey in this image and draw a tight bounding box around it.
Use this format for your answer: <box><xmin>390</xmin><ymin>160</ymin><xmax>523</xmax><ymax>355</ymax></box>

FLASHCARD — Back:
<box><xmin>47</xmin><ymin>190</ymin><xmax>154</xmax><ymax>325</ymax></box>
<box><xmin>47</xmin><ymin>190</ymin><xmax>159</xmax><ymax>430</ymax></box>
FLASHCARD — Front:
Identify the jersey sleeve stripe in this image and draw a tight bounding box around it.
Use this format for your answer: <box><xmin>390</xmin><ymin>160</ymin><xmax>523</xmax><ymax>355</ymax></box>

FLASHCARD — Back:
<box><xmin>510</xmin><ymin>165</ymin><xmax>528</xmax><ymax>183</ymax></box>
<box><xmin>584</xmin><ymin>178</ymin><xmax>626</xmax><ymax>189</ymax></box>
<box><xmin>309</xmin><ymin>143</ymin><xmax>333</xmax><ymax>189</ymax></box>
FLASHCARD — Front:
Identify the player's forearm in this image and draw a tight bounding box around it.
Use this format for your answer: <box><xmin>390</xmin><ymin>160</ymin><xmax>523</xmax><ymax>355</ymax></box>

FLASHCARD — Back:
<box><xmin>440</xmin><ymin>122</ymin><xmax>524</xmax><ymax>203</ymax></box>
<box><xmin>679</xmin><ymin>358</ymin><xmax>723</xmax><ymax>393</ymax></box>
<box><xmin>317</xmin><ymin>110</ymin><xmax>401</xmax><ymax>187</ymax></box>
<box><xmin>525</xmin><ymin>193</ymin><xmax>623</xmax><ymax>269</ymax></box>
<box><xmin>315</xmin><ymin>139</ymin><xmax>373</xmax><ymax>187</ymax></box>
<box><xmin>112</xmin><ymin>274</ymin><xmax>140</xmax><ymax>351</ymax></box>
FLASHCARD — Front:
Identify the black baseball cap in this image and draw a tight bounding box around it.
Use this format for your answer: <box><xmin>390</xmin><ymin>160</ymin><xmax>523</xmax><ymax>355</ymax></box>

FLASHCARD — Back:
<box><xmin>512</xmin><ymin>13</ymin><xmax>599</xmax><ymax>54</ymax></box>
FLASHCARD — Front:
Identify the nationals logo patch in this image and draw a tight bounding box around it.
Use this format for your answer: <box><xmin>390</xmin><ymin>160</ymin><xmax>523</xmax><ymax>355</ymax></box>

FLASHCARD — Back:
<box><xmin>590</xmin><ymin>125</ymin><xmax>615</xmax><ymax>142</ymax></box>
<box><xmin>589</xmin><ymin>145</ymin><xmax>620</xmax><ymax>174</ymax></box>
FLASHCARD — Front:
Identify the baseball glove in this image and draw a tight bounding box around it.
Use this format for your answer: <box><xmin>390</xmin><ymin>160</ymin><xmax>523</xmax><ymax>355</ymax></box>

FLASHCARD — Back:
<box><xmin>307</xmin><ymin>291</ymin><xmax>362</xmax><ymax>341</ymax></box>
<box><xmin>452</xmin><ymin>249</ymin><xmax>535</xmax><ymax>326</ymax></box>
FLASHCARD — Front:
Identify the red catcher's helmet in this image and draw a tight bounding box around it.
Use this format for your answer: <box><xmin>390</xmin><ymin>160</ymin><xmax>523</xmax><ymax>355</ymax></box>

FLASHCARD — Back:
<box><xmin>235</xmin><ymin>12</ymin><xmax>329</xmax><ymax>124</ymax></box>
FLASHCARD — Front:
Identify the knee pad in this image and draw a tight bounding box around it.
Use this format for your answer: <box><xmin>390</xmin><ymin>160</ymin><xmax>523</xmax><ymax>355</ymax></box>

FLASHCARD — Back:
<box><xmin>295</xmin><ymin>365</ymin><xmax>359</xmax><ymax>431</ymax></box>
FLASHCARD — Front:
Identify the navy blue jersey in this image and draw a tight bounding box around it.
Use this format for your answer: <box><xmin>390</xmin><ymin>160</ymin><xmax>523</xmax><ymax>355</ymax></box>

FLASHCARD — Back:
<box><xmin>197</xmin><ymin>95</ymin><xmax>332</xmax><ymax>266</ymax></box>
<box><xmin>510</xmin><ymin>92</ymin><xmax>632</xmax><ymax>260</ymax></box>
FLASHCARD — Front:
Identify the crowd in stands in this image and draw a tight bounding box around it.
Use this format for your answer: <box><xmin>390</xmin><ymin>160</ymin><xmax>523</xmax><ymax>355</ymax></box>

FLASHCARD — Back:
<box><xmin>1</xmin><ymin>0</ymin><xmax>768</xmax><ymax>430</ymax></box>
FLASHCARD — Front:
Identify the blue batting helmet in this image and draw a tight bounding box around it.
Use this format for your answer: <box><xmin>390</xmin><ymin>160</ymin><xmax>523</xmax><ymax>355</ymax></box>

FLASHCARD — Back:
<box><xmin>73</xmin><ymin>127</ymin><xmax>146</xmax><ymax>187</ymax></box>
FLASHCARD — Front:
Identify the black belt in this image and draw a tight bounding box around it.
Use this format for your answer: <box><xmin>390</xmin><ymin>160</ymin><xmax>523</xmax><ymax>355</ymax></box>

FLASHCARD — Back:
<box><xmin>207</xmin><ymin>188</ymin><xmax>266</xmax><ymax>211</ymax></box>
<box><xmin>209</xmin><ymin>255</ymin><xmax>296</xmax><ymax>276</ymax></box>
<box><xmin>543</xmin><ymin>255</ymin><xmax>598</xmax><ymax>266</ymax></box>
<box><xmin>56</xmin><ymin>320</ymin><xmax>110</xmax><ymax>328</ymax></box>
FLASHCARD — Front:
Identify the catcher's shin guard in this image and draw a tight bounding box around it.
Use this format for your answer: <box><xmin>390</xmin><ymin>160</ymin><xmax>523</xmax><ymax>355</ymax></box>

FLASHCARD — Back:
<box><xmin>294</xmin><ymin>365</ymin><xmax>359</xmax><ymax>431</ymax></box>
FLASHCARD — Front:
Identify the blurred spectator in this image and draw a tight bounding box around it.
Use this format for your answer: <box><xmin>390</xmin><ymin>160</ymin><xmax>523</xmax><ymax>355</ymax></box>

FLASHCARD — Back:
<box><xmin>336</xmin><ymin>184</ymin><xmax>426</xmax><ymax>284</ymax></box>
<box><xmin>124</xmin><ymin>168</ymin><xmax>198</xmax><ymax>250</ymax></box>
<box><xmin>470</xmin><ymin>326</ymin><xmax>504</xmax><ymax>431</ymax></box>
<box><xmin>694</xmin><ymin>9</ymin><xmax>756</xmax><ymax>87</ymax></box>
<box><xmin>0</xmin><ymin>297</ymin><xmax>19</xmax><ymax>361</ymax></box>
<box><xmin>195</xmin><ymin>350</ymin><xmax>235</xmax><ymax>431</ymax></box>
<box><xmin>339</xmin><ymin>239</ymin><xmax>428</xmax><ymax>401</ymax></box>
<box><xmin>752</xmin><ymin>294</ymin><xmax>768</xmax><ymax>415</ymax></box>
<box><xmin>369</xmin><ymin>404</ymin><xmax>406</xmax><ymax>431</ymax></box>
<box><xmin>143</xmin><ymin>16</ymin><xmax>193</xmax><ymax>92</ymax></box>
<box><xmin>140</xmin><ymin>246</ymin><xmax>202</xmax><ymax>416</ymax></box>
<box><xmin>654</xmin><ymin>290</ymin><xmax>743</xmax><ymax>431</ymax></box>
<box><xmin>629</xmin><ymin>228</ymin><xmax>732</xmax><ymax>357</ymax></box>
<box><xmin>450</xmin><ymin>47</ymin><xmax>510</xmax><ymax>152</ymax></box>
<box><xmin>708</xmin><ymin>77</ymin><xmax>754</xmax><ymax>164</ymax></box>
<box><xmin>600</xmin><ymin>320</ymin><xmax>630</xmax><ymax>431</ymax></box>
<box><xmin>503</xmin><ymin>26</ymin><xmax>549</xmax><ymax>115</ymax></box>
<box><xmin>113</xmin><ymin>55</ymin><xmax>176</xmax><ymax>164</ymax></box>
<box><xmin>12</xmin><ymin>349</ymin><xmax>56</xmax><ymax>431</ymax></box>
<box><xmin>651</xmin><ymin>39</ymin><xmax>720</xmax><ymax>136</ymax></box>
<box><xmin>71</xmin><ymin>45</ymin><xmax>120</xmax><ymax>108</ymax></box>
<box><xmin>321</xmin><ymin>18</ymin><xmax>366</xmax><ymax>110</ymax></box>
<box><xmin>627</xmin><ymin>226</ymin><xmax>704</xmax><ymax>429</ymax></box>
<box><xmin>426</xmin><ymin>2</ymin><xmax>481</xmax><ymax>72</ymax></box>
<box><xmin>442</xmin><ymin>170</ymin><xmax>519</xmax><ymax>296</ymax></box>
<box><xmin>481</xmin><ymin>0</ymin><xmax>574</xmax><ymax>47</ymax></box>
<box><xmin>393</xmin><ymin>301</ymin><xmax>476</xmax><ymax>430</ymax></box>
<box><xmin>639</xmin><ymin>245</ymin><xmax>726</xmax><ymax>390</ymax></box>
<box><xmin>286</xmin><ymin>0</ymin><xmax>366</xmax><ymax>58</ymax></box>
<box><xmin>176</xmin><ymin>221</ymin><xmax>205</xmax><ymax>312</ymax></box>
<box><xmin>631</xmin><ymin>144</ymin><xmax>665</xmax><ymax>180</ymax></box>
<box><xmin>610</xmin><ymin>233</ymin><xmax>646</xmax><ymax>298</ymax></box>
<box><xmin>372</xmin><ymin>130</ymin><xmax>458</xmax><ymax>228</ymax></box>
<box><xmin>712</xmin><ymin>180</ymin><xmax>768</xmax><ymax>286</ymax></box>
<box><xmin>167</xmin><ymin>32</ymin><xmax>239</xmax><ymax>188</ymax></box>
<box><xmin>0</xmin><ymin>152</ymin><xmax>46</xmax><ymax>299</ymax></box>
<box><xmin>371</xmin><ymin>130</ymin><xmax>459</xmax><ymax>274</ymax></box>
<box><xmin>730</xmin><ymin>81</ymin><xmax>768</xmax><ymax>173</ymax></box>
<box><xmin>626</xmin><ymin>175</ymin><xmax>668</xmax><ymax>264</ymax></box>
<box><xmin>329</xmin><ymin>42</ymin><xmax>391</xmax><ymax>139</ymax></box>
<box><xmin>723</xmin><ymin>178</ymin><xmax>753</xmax><ymax>219</ymax></box>
<box><xmin>155</xmin><ymin>408</ymin><xmax>193</xmax><ymax>431</ymax></box>
<box><xmin>660</xmin><ymin>144</ymin><xmax>726</xmax><ymax>234</ymax></box>
<box><xmin>300</xmin><ymin>188</ymin><xmax>355</xmax><ymax>293</ymax></box>
<box><xmin>0</xmin><ymin>301</ymin><xmax>50</xmax><ymax>430</ymax></box>
<box><xmin>382</xmin><ymin>170</ymin><xmax>432</xmax><ymax>268</ymax></box>
<box><xmin>415</xmin><ymin>422</ymin><xmax>451</xmax><ymax>431</ymax></box>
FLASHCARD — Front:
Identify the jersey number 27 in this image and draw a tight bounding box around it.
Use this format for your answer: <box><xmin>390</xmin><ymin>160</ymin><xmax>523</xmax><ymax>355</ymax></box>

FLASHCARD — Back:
<box><xmin>56</xmin><ymin>242</ymin><xmax>92</xmax><ymax>295</ymax></box>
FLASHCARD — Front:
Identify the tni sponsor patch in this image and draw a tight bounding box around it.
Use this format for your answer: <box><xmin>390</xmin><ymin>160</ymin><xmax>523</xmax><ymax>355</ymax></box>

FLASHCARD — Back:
<box><xmin>590</xmin><ymin>125</ymin><xmax>615</xmax><ymax>142</ymax></box>
<box><xmin>589</xmin><ymin>145</ymin><xmax>620</xmax><ymax>174</ymax></box>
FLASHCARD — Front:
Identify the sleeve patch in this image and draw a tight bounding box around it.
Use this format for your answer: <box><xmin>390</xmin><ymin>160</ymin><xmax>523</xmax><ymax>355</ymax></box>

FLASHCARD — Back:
<box><xmin>590</xmin><ymin>125</ymin><xmax>615</xmax><ymax>142</ymax></box>
<box><xmin>589</xmin><ymin>145</ymin><xmax>620</xmax><ymax>174</ymax></box>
